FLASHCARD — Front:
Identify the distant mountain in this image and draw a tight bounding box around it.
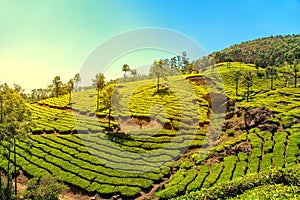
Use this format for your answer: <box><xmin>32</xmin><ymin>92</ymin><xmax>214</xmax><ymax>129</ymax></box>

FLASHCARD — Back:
<box><xmin>210</xmin><ymin>34</ymin><xmax>300</xmax><ymax>67</ymax></box>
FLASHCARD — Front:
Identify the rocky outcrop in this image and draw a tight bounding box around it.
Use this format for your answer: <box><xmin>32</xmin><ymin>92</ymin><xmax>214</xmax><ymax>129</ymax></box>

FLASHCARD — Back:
<box><xmin>222</xmin><ymin>108</ymin><xmax>279</xmax><ymax>133</ymax></box>
<box><xmin>244</xmin><ymin>108</ymin><xmax>279</xmax><ymax>133</ymax></box>
<box><xmin>202</xmin><ymin>92</ymin><xmax>236</xmax><ymax>114</ymax></box>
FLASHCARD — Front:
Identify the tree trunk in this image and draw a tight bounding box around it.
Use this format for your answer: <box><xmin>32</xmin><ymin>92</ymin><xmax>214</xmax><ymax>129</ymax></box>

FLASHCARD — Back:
<box><xmin>157</xmin><ymin>73</ymin><xmax>160</xmax><ymax>93</ymax></box>
<box><xmin>139</xmin><ymin>118</ymin><xmax>142</xmax><ymax>130</ymax></box>
<box><xmin>69</xmin><ymin>91</ymin><xmax>72</xmax><ymax>105</ymax></box>
<box><xmin>246</xmin><ymin>86</ymin><xmax>250</xmax><ymax>102</ymax></box>
<box><xmin>14</xmin><ymin>138</ymin><xmax>17</xmax><ymax>196</ymax></box>
<box><xmin>6</xmin><ymin>144</ymin><xmax>11</xmax><ymax>200</ymax></box>
<box><xmin>271</xmin><ymin>77</ymin><xmax>273</xmax><ymax>90</ymax></box>
<box><xmin>56</xmin><ymin>85</ymin><xmax>59</xmax><ymax>98</ymax></box>
<box><xmin>100</xmin><ymin>90</ymin><xmax>102</xmax><ymax>108</ymax></box>
<box><xmin>295</xmin><ymin>69</ymin><xmax>297</xmax><ymax>88</ymax></box>
<box><xmin>97</xmin><ymin>89</ymin><xmax>100</xmax><ymax>111</ymax></box>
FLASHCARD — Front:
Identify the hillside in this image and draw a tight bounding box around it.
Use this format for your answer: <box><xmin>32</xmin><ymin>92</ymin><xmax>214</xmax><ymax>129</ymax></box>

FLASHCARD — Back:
<box><xmin>210</xmin><ymin>34</ymin><xmax>300</xmax><ymax>67</ymax></box>
<box><xmin>0</xmin><ymin>37</ymin><xmax>300</xmax><ymax>199</ymax></box>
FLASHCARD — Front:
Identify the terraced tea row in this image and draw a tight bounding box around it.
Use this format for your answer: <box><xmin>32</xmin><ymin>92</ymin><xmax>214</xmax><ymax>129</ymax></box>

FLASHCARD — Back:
<box><xmin>155</xmin><ymin>127</ymin><xmax>300</xmax><ymax>199</ymax></box>
<box><xmin>28</xmin><ymin>104</ymin><xmax>116</xmax><ymax>134</ymax></box>
<box><xmin>0</xmin><ymin>134</ymin><xmax>176</xmax><ymax>198</ymax></box>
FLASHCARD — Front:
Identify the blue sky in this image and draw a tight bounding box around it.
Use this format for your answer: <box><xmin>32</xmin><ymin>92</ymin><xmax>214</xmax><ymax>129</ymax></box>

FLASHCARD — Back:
<box><xmin>1</xmin><ymin>0</ymin><xmax>300</xmax><ymax>91</ymax></box>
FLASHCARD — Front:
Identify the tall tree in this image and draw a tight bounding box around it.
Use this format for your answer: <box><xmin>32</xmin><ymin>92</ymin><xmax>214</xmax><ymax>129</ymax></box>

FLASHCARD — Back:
<box><xmin>266</xmin><ymin>66</ymin><xmax>278</xmax><ymax>90</ymax></box>
<box><xmin>122</xmin><ymin>64</ymin><xmax>130</xmax><ymax>82</ymax></box>
<box><xmin>255</xmin><ymin>63</ymin><xmax>259</xmax><ymax>74</ymax></box>
<box><xmin>74</xmin><ymin>73</ymin><xmax>81</xmax><ymax>92</ymax></box>
<box><xmin>233</xmin><ymin>70</ymin><xmax>242</xmax><ymax>96</ymax></box>
<box><xmin>36</xmin><ymin>88</ymin><xmax>43</xmax><ymax>101</ymax></box>
<box><xmin>170</xmin><ymin>57</ymin><xmax>177</xmax><ymax>68</ymax></box>
<box><xmin>67</xmin><ymin>79</ymin><xmax>74</xmax><ymax>105</ymax></box>
<box><xmin>31</xmin><ymin>89</ymin><xmax>37</xmax><ymax>102</ymax></box>
<box><xmin>0</xmin><ymin>84</ymin><xmax>33</xmax><ymax>197</ymax></box>
<box><xmin>242</xmin><ymin>70</ymin><xmax>254</xmax><ymax>102</ymax></box>
<box><xmin>52</xmin><ymin>76</ymin><xmax>62</xmax><ymax>98</ymax></box>
<box><xmin>150</xmin><ymin>59</ymin><xmax>164</xmax><ymax>92</ymax></box>
<box><xmin>284</xmin><ymin>74</ymin><xmax>291</xmax><ymax>88</ymax></box>
<box><xmin>92</xmin><ymin>73</ymin><xmax>106</xmax><ymax>111</ymax></box>
<box><xmin>103</xmin><ymin>85</ymin><xmax>121</xmax><ymax>132</ymax></box>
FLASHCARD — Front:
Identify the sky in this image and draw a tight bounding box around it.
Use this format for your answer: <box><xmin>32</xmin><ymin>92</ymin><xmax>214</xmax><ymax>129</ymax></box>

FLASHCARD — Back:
<box><xmin>1</xmin><ymin>0</ymin><xmax>300</xmax><ymax>92</ymax></box>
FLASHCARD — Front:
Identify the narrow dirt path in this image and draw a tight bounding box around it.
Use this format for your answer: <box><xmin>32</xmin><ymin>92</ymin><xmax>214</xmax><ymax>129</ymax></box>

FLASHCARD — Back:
<box><xmin>59</xmin><ymin>192</ymin><xmax>91</xmax><ymax>200</ymax></box>
<box><xmin>136</xmin><ymin>176</ymin><xmax>173</xmax><ymax>200</ymax></box>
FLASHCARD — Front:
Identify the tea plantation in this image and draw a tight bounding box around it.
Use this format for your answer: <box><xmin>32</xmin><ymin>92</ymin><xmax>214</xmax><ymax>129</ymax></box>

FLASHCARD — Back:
<box><xmin>1</xmin><ymin>62</ymin><xmax>299</xmax><ymax>199</ymax></box>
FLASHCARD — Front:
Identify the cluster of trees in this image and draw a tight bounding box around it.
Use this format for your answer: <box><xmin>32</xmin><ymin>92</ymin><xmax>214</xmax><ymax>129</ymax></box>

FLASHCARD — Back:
<box><xmin>30</xmin><ymin>73</ymin><xmax>81</xmax><ymax>102</ymax></box>
<box><xmin>117</xmin><ymin>35</ymin><xmax>300</xmax><ymax>79</ymax></box>
<box><xmin>121</xmin><ymin>64</ymin><xmax>144</xmax><ymax>82</ymax></box>
<box><xmin>190</xmin><ymin>56</ymin><xmax>214</xmax><ymax>72</ymax></box>
<box><xmin>210</xmin><ymin>34</ymin><xmax>300</xmax><ymax>68</ymax></box>
<box><xmin>233</xmin><ymin>61</ymin><xmax>299</xmax><ymax>102</ymax></box>
<box><xmin>119</xmin><ymin>52</ymin><xmax>194</xmax><ymax>84</ymax></box>
<box><xmin>149</xmin><ymin>52</ymin><xmax>194</xmax><ymax>76</ymax></box>
<box><xmin>147</xmin><ymin>52</ymin><xmax>198</xmax><ymax>92</ymax></box>
<box><xmin>0</xmin><ymin>84</ymin><xmax>70</xmax><ymax>200</ymax></box>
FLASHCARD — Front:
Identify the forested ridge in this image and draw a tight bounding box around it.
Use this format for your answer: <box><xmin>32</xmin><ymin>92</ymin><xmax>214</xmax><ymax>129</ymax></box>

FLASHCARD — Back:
<box><xmin>210</xmin><ymin>34</ymin><xmax>300</xmax><ymax>67</ymax></box>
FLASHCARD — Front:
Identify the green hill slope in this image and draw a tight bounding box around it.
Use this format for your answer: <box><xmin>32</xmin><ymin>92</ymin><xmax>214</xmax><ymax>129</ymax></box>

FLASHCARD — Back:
<box><xmin>1</xmin><ymin>35</ymin><xmax>300</xmax><ymax>199</ymax></box>
<box><xmin>1</xmin><ymin>62</ymin><xmax>299</xmax><ymax>199</ymax></box>
<box><xmin>210</xmin><ymin>34</ymin><xmax>300</xmax><ymax>67</ymax></box>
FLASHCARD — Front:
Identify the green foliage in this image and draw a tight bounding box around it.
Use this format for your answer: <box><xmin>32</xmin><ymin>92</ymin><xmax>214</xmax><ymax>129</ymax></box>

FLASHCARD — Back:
<box><xmin>0</xmin><ymin>84</ymin><xmax>33</xmax><ymax>139</ymax></box>
<box><xmin>2</xmin><ymin>33</ymin><xmax>300</xmax><ymax>200</ymax></box>
<box><xmin>22</xmin><ymin>175</ymin><xmax>68</xmax><ymax>200</ymax></box>
<box><xmin>266</xmin><ymin>66</ymin><xmax>278</xmax><ymax>90</ymax></box>
<box><xmin>52</xmin><ymin>76</ymin><xmax>62</xmax><ymax>98</ymax></box>
<box><xmin>210</xmin><ymin>34</ymin><xmax>300</xmax><ymax>67</ymax></box>
<box><xmin>122</xmin><ymin>64</ymin><xmax>130</xmax><ymax>82</ymax></box>
<box><xmin>93</xmin><ymin>73</ymin><xmax>106</xmax><ymax>111</ymax></box>
<box><xmin>242</xmin><ymin>70</ymin><xmax>255</xmax><ymax>102</ymax></box>
<box><xmin>233</xmin><ymin>184</ymin><xmax>300</xmax><ymax>199</ymax></box>
<box><xmin>155</xmin><ymin>169</ymin><xmax>198</xmax><ymax>199</ymax></box>
<box><xmin>186</xmin><ymin>165</ymin><xmax>209</xmax><ymax>192</ymax></box>
<box><xmin>281</xmin><ymin>115</ymin><xmax>294</xmax><ymax>128</ymax></box>
<box><xmin>173</xmin><ymin>165</ymin><xmax>300</xmax><ymax>200</ymax></box>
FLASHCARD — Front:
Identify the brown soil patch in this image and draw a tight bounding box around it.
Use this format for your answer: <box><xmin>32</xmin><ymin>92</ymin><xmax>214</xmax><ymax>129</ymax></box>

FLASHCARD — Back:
<box><xmin>59</xmin><ymin>191</ymin><xmax>92</xmax><ymax>200</ymax></box>
<box><xmin>186</xmin><ymin>76</ymin><xmax>215</xmax><ymax>86</ymax></box>
<box><xmin>15</xmin><ymin>171</ymin><xmax>29</xmax><ymax>194</ymax></box>
<box><xmin>119</xmin><ymin>118</ymin><xmax>163</xmax><ymax>133</ymax></box>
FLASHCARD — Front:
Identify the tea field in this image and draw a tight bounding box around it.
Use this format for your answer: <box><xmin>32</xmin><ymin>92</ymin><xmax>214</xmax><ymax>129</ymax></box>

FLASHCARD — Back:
<box><xmin>0</xmin><ymin>62</ymin><xmax>300</xmax><ymax>199</ymax></box>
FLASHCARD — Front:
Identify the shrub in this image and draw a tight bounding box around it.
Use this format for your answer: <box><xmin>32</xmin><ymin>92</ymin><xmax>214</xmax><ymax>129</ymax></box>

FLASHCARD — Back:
<box><xmin>281</xmin><ymin>116</ymin><xmax>294</xmax><ymax>128</ymax></box>
<box><xmin>234</xmin><ymin>184</ymin><xmax>300</xmax><ymax>199</ymax></box>
<box><xmin>22</xmin><ymin>175</ymin><xmax>68</xmax><ymax>200</ymax></box>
